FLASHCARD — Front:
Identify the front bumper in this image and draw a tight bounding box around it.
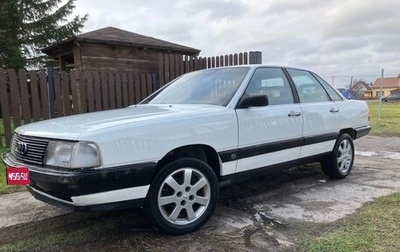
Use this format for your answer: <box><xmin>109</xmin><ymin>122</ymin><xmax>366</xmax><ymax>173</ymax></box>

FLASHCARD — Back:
<box><xmin>2</xmin><ymin>152</ymin><xmax>157</xmax><ymax>211</ymax></box>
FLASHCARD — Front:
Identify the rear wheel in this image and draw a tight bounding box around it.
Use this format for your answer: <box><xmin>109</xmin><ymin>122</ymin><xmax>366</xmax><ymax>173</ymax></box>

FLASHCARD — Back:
<box><xmin>321</xmin><ymin>133</ymin><xmax>354</xmax><ymax>179</ymax></box>
<box><xmin>146</xmin><ymin>157</ymin><xmax>218</xmax><ymax>234</ymax></box>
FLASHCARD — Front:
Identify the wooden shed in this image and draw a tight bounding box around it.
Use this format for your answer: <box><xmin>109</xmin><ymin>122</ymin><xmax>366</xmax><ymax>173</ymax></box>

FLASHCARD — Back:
<box><xmin>42</xmin><ymin>26</ymin><xmax>201</xmax><ymax>73</ymax></box>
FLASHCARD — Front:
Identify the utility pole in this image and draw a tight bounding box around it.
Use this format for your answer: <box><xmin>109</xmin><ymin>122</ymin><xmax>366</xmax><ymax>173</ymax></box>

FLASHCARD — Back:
<box><xmin>379</xmin><ymin>69</ymin><xmax>384</xmax><ymax>119</ymax></box>
<box><xmin>349</xmin><ymin>76</ymin><xmax>353</xmax><ymax>99</ymax></box>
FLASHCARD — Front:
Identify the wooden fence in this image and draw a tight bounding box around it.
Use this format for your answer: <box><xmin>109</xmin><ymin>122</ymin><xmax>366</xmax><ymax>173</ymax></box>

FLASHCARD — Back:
<box><xmin>158</xmin><ymin>51</ymin><xmax>261</xmax><ymax>85</ymax></box>
<box><xmin>0</xmin><ymin>69</ymin><xmax>156</xmax><ymax>147</ymax></box>
<box><xmin>0</xmin><ymin>51</ymin><xmax>261</xmax><ymax>148</ymax></box>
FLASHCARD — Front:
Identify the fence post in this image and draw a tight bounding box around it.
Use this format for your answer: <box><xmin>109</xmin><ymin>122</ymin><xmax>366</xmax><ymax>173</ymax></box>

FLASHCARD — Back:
<box><xmin>46</xmin><ymin>67</ymin><xmax>56</xmax><ymax>118</ymax></box>
<box><xmin>249</xmin><ymin>51</ymin><xmax>262</xmax><ymax>64</ymax></box>
<box><xmin>0</xmin><ymin>69</ymin><xmax>12</xmax><ymax>147</ymax></box>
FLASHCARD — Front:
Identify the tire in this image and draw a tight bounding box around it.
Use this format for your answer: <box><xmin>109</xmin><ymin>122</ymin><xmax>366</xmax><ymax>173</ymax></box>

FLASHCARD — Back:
<box><xmin>321</xmin><ymin>133</ymin><xmax>354</xmax><ymax>179</ymax></box>
<box><xmin>146</xmin><ymin>157</ymin><xmax>219</xmax><ymax>234</ymax></box>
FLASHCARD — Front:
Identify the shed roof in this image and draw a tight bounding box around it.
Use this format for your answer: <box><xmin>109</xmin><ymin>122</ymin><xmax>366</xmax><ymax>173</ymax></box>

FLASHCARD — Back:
<box><xmin>42</xmin><ymin>26</ymin><xmax>201</xmax><ymax>55</ymax></box>
<box><xmin>372</xmin><ymin>77</ymin><xmax>400</xmax><ymax>89</ymax></box>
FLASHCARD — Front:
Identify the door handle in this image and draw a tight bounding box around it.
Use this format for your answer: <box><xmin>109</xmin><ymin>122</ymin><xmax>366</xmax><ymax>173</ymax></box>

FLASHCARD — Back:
<box><xmin>288</xmin><ymin>111</ymin><xmax>301</xmax><ymax>117</ymax></box>
<box><xmin>330</xmin><ymin>108</ymin><xmax>340</xmax><ymax>113</ymax></box>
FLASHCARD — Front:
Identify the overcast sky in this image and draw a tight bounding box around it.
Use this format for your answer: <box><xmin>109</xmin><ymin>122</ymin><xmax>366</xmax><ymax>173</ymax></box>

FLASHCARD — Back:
<box><xmin>71</xmin><ymin>0</ymin><xmax>400</xmax><ymax>87</ymax></box>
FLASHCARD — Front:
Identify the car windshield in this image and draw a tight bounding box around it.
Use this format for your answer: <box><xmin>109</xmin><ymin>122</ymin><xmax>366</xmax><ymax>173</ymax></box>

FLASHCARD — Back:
<box><xmin>142</xmin><ymin>67</ymin><xmax>249</xmax><ymax>106</ymax></box>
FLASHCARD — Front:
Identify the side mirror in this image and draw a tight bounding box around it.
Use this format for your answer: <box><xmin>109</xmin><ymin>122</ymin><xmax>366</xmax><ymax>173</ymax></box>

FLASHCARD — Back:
<box><xmin>237</xmin><ymin>95</ymin><xmax>269</xmax><ymax>109</ymax></box>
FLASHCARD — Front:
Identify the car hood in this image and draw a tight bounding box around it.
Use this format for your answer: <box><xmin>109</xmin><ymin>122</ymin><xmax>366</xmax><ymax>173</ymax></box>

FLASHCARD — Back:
<box><xmin>16</xmin><ymin>104</ymin><xmax>228</xmax><ymax>140</ymax></box>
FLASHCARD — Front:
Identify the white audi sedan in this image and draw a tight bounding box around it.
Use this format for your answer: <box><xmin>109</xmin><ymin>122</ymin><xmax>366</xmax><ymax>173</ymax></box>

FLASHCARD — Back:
<box><xmin>2</xmin><ymin>65</ymin><xmax>370</xmax><ymax>234</ymax></box>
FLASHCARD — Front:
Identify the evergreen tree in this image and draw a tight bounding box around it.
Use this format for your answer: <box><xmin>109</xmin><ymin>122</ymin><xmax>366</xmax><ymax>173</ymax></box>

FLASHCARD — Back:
<box><xmin>0</xmin><ymin>0</ymin><xmax>87</xmax><ymax>69</ymax></box>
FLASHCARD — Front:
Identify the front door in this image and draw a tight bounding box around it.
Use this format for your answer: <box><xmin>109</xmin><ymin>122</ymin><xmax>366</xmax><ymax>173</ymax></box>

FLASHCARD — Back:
<box><xmin>235</xmin><ymin>67</ymin><xmax>303</xmax><ymax>173</ymax></box>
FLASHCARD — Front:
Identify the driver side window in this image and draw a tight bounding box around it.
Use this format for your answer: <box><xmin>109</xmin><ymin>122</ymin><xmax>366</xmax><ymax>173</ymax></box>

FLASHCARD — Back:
<box><xmin>246</xmin><ymin>68</ymin><xmax>294</xmax><ymax>105</ymax></box>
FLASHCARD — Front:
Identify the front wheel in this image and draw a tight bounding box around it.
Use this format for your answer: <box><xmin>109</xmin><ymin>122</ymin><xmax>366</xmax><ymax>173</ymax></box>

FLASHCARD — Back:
<box><xmin>146</xmin><ymin>158</ymin><xmax>219</xmax><ymax>234</ymax></box>
<box><xmin>321</xmin><ymin>133</ymin><xmax>354</xmax><ymax>179</ymax></box>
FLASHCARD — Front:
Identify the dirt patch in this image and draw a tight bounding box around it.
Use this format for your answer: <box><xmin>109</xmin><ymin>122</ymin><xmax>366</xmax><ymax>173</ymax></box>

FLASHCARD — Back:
<box><xmin>1</xmin><ymin>135</ymin><xmax>400</xmax><ymax>251</ymax></box>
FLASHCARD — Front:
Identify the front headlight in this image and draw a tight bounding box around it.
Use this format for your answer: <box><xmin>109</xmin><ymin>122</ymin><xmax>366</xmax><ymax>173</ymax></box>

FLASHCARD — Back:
<box><xmin>44</xmin><ymin>141</ymin><xmax>101</xmax><ymax>169</ymax></box>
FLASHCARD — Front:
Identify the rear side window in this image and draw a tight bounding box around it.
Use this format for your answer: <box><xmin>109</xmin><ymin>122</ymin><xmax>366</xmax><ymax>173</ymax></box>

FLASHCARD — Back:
<box><xmin>313</xmin><ymin>74</ymin><xmax>343</xmax><ymax>101</ymax></box>
<box><xmin>287</xmin><ymin>69</ymin><xmax>330</xmax><ymax>103</ymax></box>
<box><xmin>246</xmin><ymin>68</ymin><xmax>294</xmax><ymax>105</ymax></box>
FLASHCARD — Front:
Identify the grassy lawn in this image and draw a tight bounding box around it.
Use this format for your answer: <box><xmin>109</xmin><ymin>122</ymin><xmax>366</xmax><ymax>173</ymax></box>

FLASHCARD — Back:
<box><xmin>368</xmin><ymin>101</ymin><xmax>400</xmax><ymax>136</ymax></box>
<box><xmin>300</xmin><ymin>193</ymin><xmax>400</xmax><ymax>251</ymax></box>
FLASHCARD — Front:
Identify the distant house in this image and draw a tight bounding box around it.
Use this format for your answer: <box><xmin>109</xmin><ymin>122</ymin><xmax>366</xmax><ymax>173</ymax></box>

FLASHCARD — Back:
<box><xmin>351</xmin><ymin>81</ymin><xmax>372</xmax><ymax>99</ymax></box>
<box><xmin>370</xmin><ymin>76</ymin><xmax>400</xmax><ymax>98</ymax></box>
<box><xmin>42</xmin><ymin>26</ymin><xmax>200</xmax><ymax>73</ymax></box>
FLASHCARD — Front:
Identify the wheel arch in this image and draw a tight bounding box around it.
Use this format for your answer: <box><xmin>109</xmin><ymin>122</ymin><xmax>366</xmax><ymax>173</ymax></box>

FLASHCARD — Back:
<box><xmin>321</xmin><ymin>131</ymin><xmax>354</xmax><ymax>179</ymax></box>
<box><xmin>153</xmin><ymin>144</ymin><xmax>222</xmax><ymax>182</ymax></box>
<box><xmin>339</xmin><ymin>128</ymin><xmax>355</xmax><ymax>139</ymax></box>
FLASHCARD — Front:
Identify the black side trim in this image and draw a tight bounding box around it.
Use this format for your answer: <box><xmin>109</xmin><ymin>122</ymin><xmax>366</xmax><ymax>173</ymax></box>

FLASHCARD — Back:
<box><xmin>354</xmin><ymin>125</ymin><xmax>371</xmax><ymax>139</ymax></box>
<box><xmin>219</xmin><ymin>150</ymin><xmax>240</xmax><ymax>163</ymax></box>
<box><xmin>240</xmin><ymin>138</ymin><xmax>303</xmax><ymax>159</ymax></box>
<box><xmin>219</xmin><ymin>133</ymin><xmax>337</xmax><ymax>163</ymax></box>
<box><xmin>303</xmin><ymin>133</ymin><xmax>338</xmax><ymax>145</ymax></box>
<box><xmin>219</xmin><ymin>152</ymin><xmax>330</xmax><ymax>187</ymax></box>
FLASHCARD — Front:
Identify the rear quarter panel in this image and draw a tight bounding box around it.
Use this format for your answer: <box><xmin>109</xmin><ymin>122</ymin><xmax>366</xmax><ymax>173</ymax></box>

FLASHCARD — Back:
<box><xmin>335</xmin><ymin>99</ymin><xmax>370</xmax><ymax>131</ymax></box>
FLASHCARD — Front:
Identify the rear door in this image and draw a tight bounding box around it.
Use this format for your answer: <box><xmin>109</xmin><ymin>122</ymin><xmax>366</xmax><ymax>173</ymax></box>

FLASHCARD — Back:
<box><xmin>235</xmin><ymin>67</ymin><xmax>303</xmax><ymax>173</ymax></box>
<box><xmin>286</xmin><ymin>68</ymin><xmax>343</xmax><ymax>158</ymax></box>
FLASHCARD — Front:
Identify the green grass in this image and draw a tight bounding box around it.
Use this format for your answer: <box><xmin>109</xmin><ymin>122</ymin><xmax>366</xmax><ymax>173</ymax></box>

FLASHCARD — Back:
<box><xmin>368</xmin><ymin>101</ymin><xmax>400</xmax><ymax>136</ymax></box>
<box><xmin>300</xmin><ymin>193</ymin><xmax>400</xmax><ymax>252</ymax></box>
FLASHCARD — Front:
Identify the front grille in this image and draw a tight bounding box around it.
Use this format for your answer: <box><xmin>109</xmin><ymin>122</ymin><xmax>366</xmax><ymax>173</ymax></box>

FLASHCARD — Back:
<box><xmin>11</xmin><ymin>134</ymin><xmax>50</xmax><ymax>165</ymax></box>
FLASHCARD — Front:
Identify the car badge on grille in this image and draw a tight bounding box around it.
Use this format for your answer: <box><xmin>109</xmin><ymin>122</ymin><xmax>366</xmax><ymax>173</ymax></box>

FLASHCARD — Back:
<box><xmin>15</xmin><ymin>141</ymin><xmax>28</xmax><ymax>155</ymax></box>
